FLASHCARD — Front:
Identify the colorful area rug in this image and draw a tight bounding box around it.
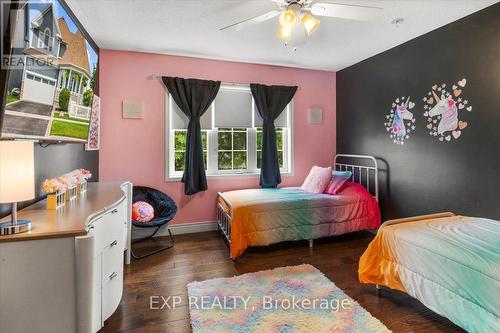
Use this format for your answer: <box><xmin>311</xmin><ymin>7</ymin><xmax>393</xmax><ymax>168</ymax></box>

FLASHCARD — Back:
<box><xmin>187</xmin><ymin>264</ymin><xmax>390</xmax><ymax>332</ymax></box>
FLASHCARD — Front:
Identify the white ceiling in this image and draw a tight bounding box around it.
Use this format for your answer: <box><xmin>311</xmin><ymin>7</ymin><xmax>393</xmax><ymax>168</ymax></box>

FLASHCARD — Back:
<box><xmin>66</xmin><ymin>0</ymin><xmax>498</xmax><ymax>71</ymax></box>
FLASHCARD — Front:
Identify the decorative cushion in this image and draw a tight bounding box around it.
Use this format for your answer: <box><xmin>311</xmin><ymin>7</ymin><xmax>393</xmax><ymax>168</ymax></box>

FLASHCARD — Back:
<box><xmin>325</xmin><ymin>170</ymin><xmax>352</xmax><ymax>195</ymax></box>
<box><xmin>301</xmin><ymin>166</ymin><xmax>332</xmax><ymax>193</ymax></box>
<box><xmin>132</xmin><ymin>201</ymin><xmax>155</xmax><ymax>222</ymax></box>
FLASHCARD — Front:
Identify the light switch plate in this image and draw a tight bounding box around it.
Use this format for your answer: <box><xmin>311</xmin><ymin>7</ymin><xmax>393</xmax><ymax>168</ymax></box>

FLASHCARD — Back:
<box><xmin>308</xmin><ymin>108</ymin><xmax>323</xmax><ymax>124</ymax></box>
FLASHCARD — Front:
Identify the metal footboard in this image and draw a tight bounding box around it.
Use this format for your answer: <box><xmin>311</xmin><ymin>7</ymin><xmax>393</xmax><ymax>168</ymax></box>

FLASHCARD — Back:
<box><xmin>216</xmin><ymin>192</ymin><xmax>232</xmax><ymax>244</ymax></box>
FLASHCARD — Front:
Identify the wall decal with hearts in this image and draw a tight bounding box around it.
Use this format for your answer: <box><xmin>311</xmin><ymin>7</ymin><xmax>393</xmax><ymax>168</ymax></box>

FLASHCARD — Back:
<box><xmin>385</xmin><ymin>96</ymin><xmax>416</xmax><ymax>145</ymax></box>
<box><xmin>422</xmin><ymin>78</ymin><xmax>472</xmax><ymax>142</ymax></box>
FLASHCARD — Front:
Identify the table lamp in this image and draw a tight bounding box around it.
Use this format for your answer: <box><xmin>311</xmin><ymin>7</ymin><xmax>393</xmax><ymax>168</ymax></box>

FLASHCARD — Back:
<box><xmin>0</xmin><ymin>140</ymin><xmax>35</xmax><ymax>235</ymax></box>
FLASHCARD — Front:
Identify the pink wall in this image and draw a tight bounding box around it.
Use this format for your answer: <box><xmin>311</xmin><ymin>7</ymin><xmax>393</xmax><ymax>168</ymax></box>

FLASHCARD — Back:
<box><xmin>99</xmin><ymin>50</ymin><xmax>336</xmax><ymax>224</ymax></box>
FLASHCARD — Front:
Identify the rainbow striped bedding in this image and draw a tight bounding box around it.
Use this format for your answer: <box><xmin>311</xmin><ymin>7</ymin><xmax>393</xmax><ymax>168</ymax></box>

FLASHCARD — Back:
<box><xmin>359</xmin><ymin>214</ymin><xmax>500</xmax><ymax>333</ymax></box>
<box><xmin>219</xmin><ymin>182</ymin><xmax>380</xmax><ymax>259</ymax></box>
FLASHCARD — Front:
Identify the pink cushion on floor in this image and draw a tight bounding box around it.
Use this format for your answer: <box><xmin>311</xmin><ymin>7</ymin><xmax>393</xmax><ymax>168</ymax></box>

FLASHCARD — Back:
<box><xmin>301</xmin><ymin>166</ymin><xmax>332</xmax><ymax>193</ymax></box>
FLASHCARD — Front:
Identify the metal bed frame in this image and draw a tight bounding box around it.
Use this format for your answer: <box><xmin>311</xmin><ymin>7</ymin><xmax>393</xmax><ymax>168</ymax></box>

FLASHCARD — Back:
<box><xmin>216</xmin><ymin>154</ymin><xmax>379</xmax><ymax>244</ymax></box>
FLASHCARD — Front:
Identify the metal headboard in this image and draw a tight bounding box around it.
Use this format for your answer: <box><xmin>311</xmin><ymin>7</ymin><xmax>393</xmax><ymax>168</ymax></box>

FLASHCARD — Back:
<box><xmin>334</xmin><ymin>154</ymin><xmax>379</xmax><ymax>202</ymax></box>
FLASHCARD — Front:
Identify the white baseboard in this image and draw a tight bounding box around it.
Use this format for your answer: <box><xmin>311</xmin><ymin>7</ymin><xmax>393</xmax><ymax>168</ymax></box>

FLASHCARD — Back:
<box><xmin>131</xmin><ymin>221</ymin><xmax>218</xmax><ymax>239</ymax></box>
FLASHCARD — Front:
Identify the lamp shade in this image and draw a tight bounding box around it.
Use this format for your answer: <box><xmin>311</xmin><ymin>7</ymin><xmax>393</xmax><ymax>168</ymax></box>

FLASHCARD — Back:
<box><xmin>0</xmin><ymin>141</ymin><xmax>35</xmax><ymax>203</ymax></box>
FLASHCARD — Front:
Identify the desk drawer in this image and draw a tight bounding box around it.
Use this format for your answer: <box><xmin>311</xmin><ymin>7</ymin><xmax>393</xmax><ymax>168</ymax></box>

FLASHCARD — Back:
<box><xmin>102</xmin><ymin>238</ymin><xmax>123</xmax><ymax>279</ymax></box>
<box><xmin>102</xmin><ymin>260</ymin><xmax>123</xmax><ymax>321</ymax></box>
<box><xmin>101</xmin><ymin>198</ymin><xmax>126</xmax><ymax>250</ymax></box>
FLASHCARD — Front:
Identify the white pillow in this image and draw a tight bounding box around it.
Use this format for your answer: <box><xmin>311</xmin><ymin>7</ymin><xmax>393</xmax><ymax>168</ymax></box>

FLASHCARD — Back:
<box><xmin>301</xmin><ymin>166</ymin><xmax>332</xmax><ymax>193</ymax></box>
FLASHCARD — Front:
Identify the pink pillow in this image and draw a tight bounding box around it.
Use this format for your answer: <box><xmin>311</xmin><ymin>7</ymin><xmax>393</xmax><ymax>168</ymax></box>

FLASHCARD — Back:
<box><xmin>324</xmin><ymin>170</ymin><xmax>352</xmax><ymax>195</ymax></box>
<box><xmin>301</xmin><ymin>166</ymin><xmax>332</xmax><ymax>193</ymax></box>
<box><xmin>132</xmin><ymin>201</ymin><xmax>155</xmax><ymax>222</ymax></box>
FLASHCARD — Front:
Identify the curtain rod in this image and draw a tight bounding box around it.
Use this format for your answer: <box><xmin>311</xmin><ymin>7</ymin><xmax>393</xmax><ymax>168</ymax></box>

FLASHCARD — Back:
<box><xmin>149</xmin><ymin>75</ymin><xmax>299</xmax><ymax>89</ymax></box>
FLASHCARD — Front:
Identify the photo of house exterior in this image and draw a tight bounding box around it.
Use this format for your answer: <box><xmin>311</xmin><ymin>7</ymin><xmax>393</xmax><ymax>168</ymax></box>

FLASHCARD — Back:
<box><xmin>3</xmin><ymin>1</ymin><xmax>97</xmax><ymax>140</ymax></box>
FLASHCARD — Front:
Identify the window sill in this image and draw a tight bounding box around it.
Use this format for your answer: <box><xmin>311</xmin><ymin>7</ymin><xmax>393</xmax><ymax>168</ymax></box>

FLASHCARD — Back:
<box><xmin>166</xmin><ymin>171</ymin><xmax>293</xmax><ymax>182</ymax></box>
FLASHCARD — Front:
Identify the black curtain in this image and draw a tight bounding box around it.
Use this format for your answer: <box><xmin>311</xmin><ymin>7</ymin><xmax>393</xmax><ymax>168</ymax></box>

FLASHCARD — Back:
<box><xmin>250</xmin><ymin>84</ymin><xmax>297</xmax><ymax>188</ymax></box>
<box><xmin>162</xmin><ymin>77</ymin><xmax>221</xmax><ymax>195</ymax></box>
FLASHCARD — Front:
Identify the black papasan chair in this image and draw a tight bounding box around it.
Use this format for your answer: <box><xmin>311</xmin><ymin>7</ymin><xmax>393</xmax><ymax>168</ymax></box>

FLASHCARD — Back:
<box><xmin>131</xmin><ymin>186</ymin><xmax>177</xmax><ymax>259</ymax></box>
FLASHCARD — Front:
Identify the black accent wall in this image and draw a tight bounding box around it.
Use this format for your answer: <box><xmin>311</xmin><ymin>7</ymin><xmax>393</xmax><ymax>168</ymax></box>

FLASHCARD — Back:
<box><xmin>337</xmin><ymin>4</ymin><xmax>500</xmax><ymax>221</ymax></box>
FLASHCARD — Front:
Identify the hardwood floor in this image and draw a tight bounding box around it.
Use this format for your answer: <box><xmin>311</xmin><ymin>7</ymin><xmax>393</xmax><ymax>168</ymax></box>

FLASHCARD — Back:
<box><xmin>102</xmin><ymin>231</ymin><xmax>464</xmax><ymax>333</ymax></box>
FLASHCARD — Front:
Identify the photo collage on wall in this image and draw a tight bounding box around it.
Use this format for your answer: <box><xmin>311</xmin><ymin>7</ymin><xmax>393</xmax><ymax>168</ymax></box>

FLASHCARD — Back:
<box><xmin>385</xmin><ymin>78</ymin><xmax>472</xmax><ymax>145</ymax></box>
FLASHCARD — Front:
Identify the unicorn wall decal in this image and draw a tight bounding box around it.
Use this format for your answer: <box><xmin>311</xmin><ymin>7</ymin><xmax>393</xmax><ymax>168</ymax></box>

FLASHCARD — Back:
<box><xmin>428</xmin><ymin>91</ymin><xmax>458</xmax><ymax>135</ymax></box>
<box><xmin>424</xmin><ymin>78</ymin><xmax>471</xmax><ymax>142</ymax></box>
<box><xmin>385</xmin><ymin>96</ymin><xmax>415</xmax><ymax>145</ymax></box>
<box><xmin>391</xmin><ymin>97</ymin><xmax>414</xmax><ymax>138</ymax></box>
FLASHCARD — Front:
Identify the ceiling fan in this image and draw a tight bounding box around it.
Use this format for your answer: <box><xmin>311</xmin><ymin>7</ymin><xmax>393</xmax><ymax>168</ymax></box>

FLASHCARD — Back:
<box><xmin>220</xmin><ymin>0</ymin><xmax>383</xmax><ymax>43</ymax></box>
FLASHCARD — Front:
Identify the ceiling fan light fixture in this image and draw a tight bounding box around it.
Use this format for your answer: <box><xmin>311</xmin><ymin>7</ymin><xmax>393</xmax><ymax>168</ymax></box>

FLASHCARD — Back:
<box><xmin>301</xmin><ymin>14</ymin><xmax>320</xmax><ymax>35</ymax></box>
<box><xmin>276</xmin><ymin>25</ymin><xmax>293</xmax><ymax>41</ymax></box>
<box><xmin>279</xmin><ymin>9</ymin><xmax>297</xmax><ymax>28</ymax></box>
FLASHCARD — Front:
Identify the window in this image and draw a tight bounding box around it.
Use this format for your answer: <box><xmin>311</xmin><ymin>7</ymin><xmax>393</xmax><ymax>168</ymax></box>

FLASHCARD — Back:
<box><xmin>38</xmin><ymin>28</ymin><xmax>52</xmax><ymax>51</ymax></box>
<box><xmin>166</xmin><ymin>84</ymin><xmax>293</xmax><ymax>179</ymax></box>
<box><xmin>172</xmin><ymin>130</ymin><xmax>208</xmax><ymax>172</ymax></box>
<box><xmin>217</xmin><ymin>128</ymin><xmax>247</xmax><ymax>170</ymax></box>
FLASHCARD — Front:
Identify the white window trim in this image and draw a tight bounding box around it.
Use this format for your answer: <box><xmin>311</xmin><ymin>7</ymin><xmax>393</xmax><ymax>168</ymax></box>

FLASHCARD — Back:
<box><xmin>164</xmin><ymin>84</ymin><xmax>294</xmax><ymax>181</ymax></box>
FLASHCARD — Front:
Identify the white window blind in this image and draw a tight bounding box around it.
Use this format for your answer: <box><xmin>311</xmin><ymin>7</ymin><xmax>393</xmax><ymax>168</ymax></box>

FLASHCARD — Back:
<box><xmin>214</xmin><ymin>88</ymin><xmax>253</xmax><ymax>128</ymax></box>
<box><xmin>169</xmin><ymin>97</ymin><xmax>212</xmax><ymax>130</ymax></box>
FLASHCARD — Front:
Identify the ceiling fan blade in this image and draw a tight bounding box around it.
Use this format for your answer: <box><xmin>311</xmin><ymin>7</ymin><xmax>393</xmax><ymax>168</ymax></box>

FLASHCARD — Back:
<box><xmin>311</xmin><ymin>2</ymin><xmax>383</xmax><ymax>21</ymax></box>
<box><xmin>220</xmin><ymin>10</ymin><xmax>280</xmax><ymax>32</ymax></box>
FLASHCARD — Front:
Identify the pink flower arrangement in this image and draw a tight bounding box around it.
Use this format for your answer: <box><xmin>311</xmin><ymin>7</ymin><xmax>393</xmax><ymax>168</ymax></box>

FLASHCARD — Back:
<box><xmin>43</xmin><ymin>169</ymin><xmax>92</xmax><ymax>194</ymax></box>
<box><xmin>42</xmin><ymin>178</ymin><xmax>68</xmax><ymax>194</ymax></box>
<box><xmin>79</xmin><ymin>169</ymin><xmax>92</xmax><ymax>180</ymax></box>
<box><xmin>62</xmin><ymin>173</ymin><xmax>78</xmax><ymax>187</ymax></box>
<box><xmin>62</xmin><ymin>169</ymin><xmax>92</xmax><ymax>186</ymax></box>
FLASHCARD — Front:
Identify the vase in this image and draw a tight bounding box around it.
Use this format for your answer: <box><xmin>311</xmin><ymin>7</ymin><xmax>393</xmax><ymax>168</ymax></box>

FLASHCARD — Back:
<box><xmin>78</xmin><ymin>181</ymin><xmax>88</xmax><ymax>194</ymax></box>
<box><xmin>67</xmin><ymin>185</ymin><xmax>77</xmax><ymax>201</ymax></box>
<box><xmin>47</xmin><ymin>191</ymin><xmax>65</xmax><ymax>210</ymax></box>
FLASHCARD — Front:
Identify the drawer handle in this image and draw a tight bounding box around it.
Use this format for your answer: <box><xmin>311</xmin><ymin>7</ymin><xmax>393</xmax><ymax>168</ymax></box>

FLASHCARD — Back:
<box><xmin>110</xmin><ymin>240</ymin><xmax>118</xmax><ymax>247</ymax></box>
<box><xmin>109</xmin><ymin>271</ymin><xmax>118</xmax><ymax>280</ymax></box>
<box><xmin>111</xmin><ymin>209</ymin><xmax>118</xmax><ymax>214</ymax></box>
